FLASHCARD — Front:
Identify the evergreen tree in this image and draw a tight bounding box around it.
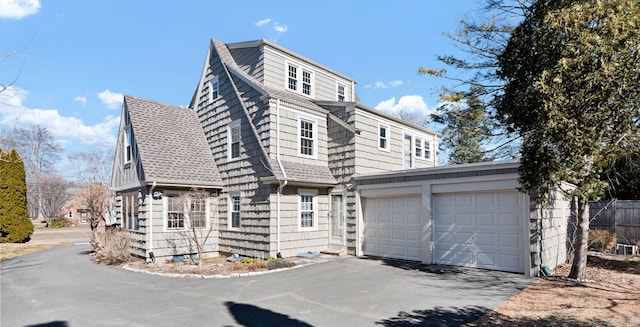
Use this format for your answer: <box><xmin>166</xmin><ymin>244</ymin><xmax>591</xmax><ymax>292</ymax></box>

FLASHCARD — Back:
<box><xmin>0</xmin><ymin>149</ymin><xmax>34</xmax><ymax>243</ymax></box>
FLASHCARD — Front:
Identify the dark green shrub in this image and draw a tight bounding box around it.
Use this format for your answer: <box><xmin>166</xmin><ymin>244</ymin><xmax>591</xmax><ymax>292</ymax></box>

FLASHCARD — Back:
<box><xmin>49</xmin><ymin>217</ymin><xmax>71</xmax><ymax>228</ymax></box>
<box><xmin>267</xmin><ymin>258</ymin><xmax>296</xmax><ymax>270</ymax></box>
<box><xmin>0</xmin><ymin>149</ymin><xmax>33</xmax><ymax>243</ymax></box>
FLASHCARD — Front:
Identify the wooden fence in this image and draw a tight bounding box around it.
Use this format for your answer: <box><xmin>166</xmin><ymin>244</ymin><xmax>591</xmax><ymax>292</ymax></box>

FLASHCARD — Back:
<box><xmin>589</xmin><ymin>200</ymin><xmax>640</xmax><ymax>245</ymax></box>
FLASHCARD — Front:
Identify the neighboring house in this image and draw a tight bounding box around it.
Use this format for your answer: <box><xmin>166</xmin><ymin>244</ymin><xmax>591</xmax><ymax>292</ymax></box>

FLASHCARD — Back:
<box><xmin>59</xmin><ymin>186</ymin><xmax>108</xmax><ymax>226</ymax></box>
<box><xmin>111</xmin><ymin>38</ymin><xmax>438</xmax><ymax>261</ymax></box>
<box><xmin>111</xmin><ymin>38</ymin><xmax>570</xmax><ymax>276</ymax></box>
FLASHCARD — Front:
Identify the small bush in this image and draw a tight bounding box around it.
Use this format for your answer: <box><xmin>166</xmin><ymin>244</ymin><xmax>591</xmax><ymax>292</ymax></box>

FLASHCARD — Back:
<box><xmin>49</xmin><ymin>217</ymin><xmax>71</xmax><ymax>228</ymax></box>
<box><xmin>95</xmin><ymin>229</ymin><xmax>132</xmax><ymax>265</ymax></box>
<box><xmin>588</xmin><ymin>229</ymin><xmax>616</xmax><ymax>253</ymax></box>
<box><xmin>267</xmin><ymin>258</ymin><xmax>296</xmax><ymax>270</ymax></box>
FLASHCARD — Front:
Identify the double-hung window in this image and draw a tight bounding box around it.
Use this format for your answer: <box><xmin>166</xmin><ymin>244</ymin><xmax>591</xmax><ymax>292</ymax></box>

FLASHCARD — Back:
<box><xmin>337</xmin><ymin>84</ymin><xmax>346</xmax><ymax>101</ymax></box>
<box><xmin>228</xmin><ymin>121</ymin><xmax>241</xmax><ymax>160</ymax></box>
<box><xmin>299</xmin><ymin>118</ymin><xmax>315</xmax><ymax>157</ymax></box>
<box><xmin>167</xmin><ymin>196</ymin><xmax>185</xmax><ymax>230</ymax></box>
<box><xmin>415</xmin><ymin>137</ymin><xmax>423</xmax><ymax>158</ymax></box>
<box><xmin>189</xmin><ymin>199</ymin><xmax>206</xmax><ymax>229</ymax></box>
<box><xmin>229</xmin><ymin>195</ymin><xmax>240</xmax><ymax>229</ymax></box>
<box><xmin>379</xmin><ymin>124</ymin><xmax>389</xmax><ymax>150</ymax></box>
<box><xmin>424</xmin><ymin>141</ymin><xmax>432</xmax><ymax>160</ymax></box>
<box><xmin>287</xmin><ymin>63</ymin><xmax>313</xmax><ymax>97</ymax></box>
<box><xmin>299</xmin><ymin>191</ymin><xmax>317</xmax><ymax>230</ymax></box>
<box><xmin>209</xmin><ymin>77</ymin><xmax>219</xmax><ymax>102</ymax></box>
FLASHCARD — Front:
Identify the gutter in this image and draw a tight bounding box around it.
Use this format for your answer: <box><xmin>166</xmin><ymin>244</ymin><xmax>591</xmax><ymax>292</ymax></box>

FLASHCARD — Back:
<box><xmin>148</xmin><ymin>181</ymin><xmax>157</xmax><ymax>261</ymax></box>
<box><xmin>275</xmin><ymin>98</ymin><xmax>287</xmax><ymax>255</ymax></box>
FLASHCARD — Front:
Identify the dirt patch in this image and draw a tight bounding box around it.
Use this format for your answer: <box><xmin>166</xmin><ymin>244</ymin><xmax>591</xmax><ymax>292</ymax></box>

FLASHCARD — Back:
<box><xmin>470</xmin><ymin>255</ymin><xmax>640</xmax><ymax>326</ymax></box>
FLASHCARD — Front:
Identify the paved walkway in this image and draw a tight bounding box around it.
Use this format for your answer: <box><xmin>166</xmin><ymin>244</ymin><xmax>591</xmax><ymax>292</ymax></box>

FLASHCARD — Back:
<box><xmin>1</xmin><ymin>245</ymin><xmax>533</xmax><ymax>326</ymax></box>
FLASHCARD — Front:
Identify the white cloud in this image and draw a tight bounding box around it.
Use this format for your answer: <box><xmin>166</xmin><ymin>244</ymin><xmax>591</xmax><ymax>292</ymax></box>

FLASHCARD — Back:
<box><xmin>374</xmin><ymin>95</ymin><xmax>433</xmax><ymax>117</ymax></box>
<box><xmin>255</xmin><ymin>18</ymin><xmax>271</xmax><ymax>27</ymax></box>
<box><xmin>98</xmin><ymin>89</ymin><xmax>123</xmax><ymax>110</ymax></box>
<box><xmin>389</xmin><ymin>80</ymin><xmax>404</xmax><ymax>87</ymax></box>
<box><xmin>0</xmin><ymin>86</ymin><xmax>119</xmax><ymax>149</ymax></box>
<box><xmin>0</xmin><ymin>0</ymin><xmax>40</xmax><ymax>19</ymax></box>
<box><xmin>374</xmin><ymin>82</ymin><xmax>387</xmax><ymax>89</ymax></box>
<box><xmin>75</xmin><ymin>96</ymin><xmax>87</xmax><ymax>106</ymax></box>
<box><xmin>273</xmin><ymin>23</ymin><xmax>288</xmax><ymax>33</ymax></box>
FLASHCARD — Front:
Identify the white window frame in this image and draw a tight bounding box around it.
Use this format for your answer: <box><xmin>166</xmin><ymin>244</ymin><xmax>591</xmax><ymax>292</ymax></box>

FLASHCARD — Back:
<box><xmin>163</xmin><ymin>193</ymin><xmax>210</xmax><ymax>231</ymax></box>
<box><xmin>186</xmin><ymin>197</ymin><xmax>208</xmax><ymax>230</ymax></box>
<box><xmin>337</xmin><ymin>83</ymin><xmax>346</xmax><ymax>101</ymax></box>
<box><xmin>298</xmin><ymin>190</ymin><xmax>318</xmax><ymax>231</ymax></box>
<box><xmin>298</xmin><ymin>116</ymin><xmax>317</xmax><ymax>158</ymax></box>
<box><xmin>124</xmin><ymin>126</ymin><xmax>132</xmax><ymax>163</ymax></box>
<box><xmin>228</xmin><ymin>193</ymin><xmax>241</xmax><ymax>230</ymax></box>
<box><xmin>228</xmin><ymin>120</ymin><xmax>241</xmax><ymax>161</ymax></box>
<box><xmin>378</xmin><ymin>123</ymin><xmax>390</xmax><ymax>151</ymax></box>
<box><xmin>208</xmin><ymin>77</ymin><xmax>219</xmax><ymax>102</ymax></box>
<box><xmin>424</xmin><ymin>140</ymin><xmax>432</xmax><ymax>160</ymax></box>
<box><xmin>415</xmin><ymin>137</ymin><xmax>423</xmax><ymax>158</ymax></box>
<box><xmin>286</xmin><ymin>61</ymin><xmax>314</xmax><ymax>98</ymax></box>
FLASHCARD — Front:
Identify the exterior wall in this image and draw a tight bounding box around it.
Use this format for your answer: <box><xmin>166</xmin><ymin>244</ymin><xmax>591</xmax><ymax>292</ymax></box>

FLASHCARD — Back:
<box><xmin>529</xmin><ymin>189</ymin><xmax>571</xmax><ymax>276</ymax></box>
<box><xmin>269</xmin><ymin>187</ymin><xmax>330</xmax><ymax>258</ymax></box>
<box><xmin>353</xmin><ymin>109</ymin><xmax>438</xmax><ymax>174</ymax></box>
<box><xmin>229</xmin><ymin>46</ymin><xmax>264</xmax><ymax>83</ymax></box>
<box><xmin>261</xmin><ymin>45</ymin><xmax>354</xmax><ymax>102</ymax></box>
<box><xmin>111</xmin><ymin>111</ymin><xmax>144</xmax><ymax>194</ymax></box>
<box><xmin>192</xmin><ymin>46</ymin><xmax>274</xmax><ymax>259</ymax></box>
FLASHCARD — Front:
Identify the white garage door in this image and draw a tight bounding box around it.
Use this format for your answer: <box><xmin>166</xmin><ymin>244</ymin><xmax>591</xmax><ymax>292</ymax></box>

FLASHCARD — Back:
<box><xmin>363</xmin><ymin>196</ymin><xmax>422</xmax><ymax>261</ymax></box>
<box><xmin>434</xmin><ymin>192</ymin><xmax>525</xmax><ymax>273</ymax></box>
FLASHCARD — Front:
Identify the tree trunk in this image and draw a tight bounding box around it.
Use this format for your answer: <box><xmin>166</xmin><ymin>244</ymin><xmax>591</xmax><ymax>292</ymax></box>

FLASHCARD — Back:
<box><xmin>569</xmin><ymin>198</ymin><xmax>589</xmax><ymax>279</ymax></box>
<box><xmin>90</xmin><ymin>219</ymin><xmax>100</xmax><ymax>251</ymax></box>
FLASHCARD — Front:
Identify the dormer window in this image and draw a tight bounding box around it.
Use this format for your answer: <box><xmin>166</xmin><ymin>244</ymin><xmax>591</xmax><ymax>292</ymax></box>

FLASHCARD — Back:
<box><xmin>287</xmin><ymin>62</ymin><xmax>313</xmax><ymax>97</ymax></box>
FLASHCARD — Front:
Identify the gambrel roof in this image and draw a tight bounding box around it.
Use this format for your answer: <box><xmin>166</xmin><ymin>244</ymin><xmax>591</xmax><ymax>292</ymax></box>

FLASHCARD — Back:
<box><xmin>124</xmin><ymin>96</ymin><xmax>223</xmax><ymax>188</ymax></box>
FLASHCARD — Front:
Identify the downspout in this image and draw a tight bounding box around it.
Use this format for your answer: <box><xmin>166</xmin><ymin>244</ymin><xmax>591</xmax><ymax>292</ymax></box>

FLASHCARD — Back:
<box><xmin>275</xmin><ymin>98</ymin><xmax>288</xmax><ymax>255</ymax></box>
<box><xmin>148</xmin><ymin>181</ymin><xmax>157</xmax><ymax>261</ymax></box>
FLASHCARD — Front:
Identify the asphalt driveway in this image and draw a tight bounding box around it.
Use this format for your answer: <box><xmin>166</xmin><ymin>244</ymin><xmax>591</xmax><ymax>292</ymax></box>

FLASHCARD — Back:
<box><xmin>1</xmin><ymin>245</ymin><xmax>532</xmax><ymax>326</ymax></box>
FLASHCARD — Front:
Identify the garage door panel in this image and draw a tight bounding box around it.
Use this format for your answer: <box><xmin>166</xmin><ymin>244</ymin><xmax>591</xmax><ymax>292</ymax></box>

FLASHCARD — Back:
<box><xmin>435</xmin><ymin>192</ymin><xmax>525</xmax><ymax>273</ymax></box>
<box><xmin>363</xmin><ymin>196</ymin><xmax>423</xmax><ymax>261</ymax></box>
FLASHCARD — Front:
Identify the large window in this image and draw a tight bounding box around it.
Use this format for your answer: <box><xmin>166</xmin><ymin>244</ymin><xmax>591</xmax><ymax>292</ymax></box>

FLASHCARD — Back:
<box><xmin>123</xmin><ymin>193</ymin><xmax>139</xmax><ymax>230</ymax></box>
<box><xmin>167</xmin><ymin>196</ymin><xmax>185</xmax><ymax>230</ymax></box>
<box><xmin>229</xmin><ymin>194</ymin><xmax>240</xmax><ymax>229</ymax></box>
<box><xmin>299</xmin><ymin>191</ymin><xmax>317</xmax><ymax>230</ymax></box>
<box><xmin>379</xmin><ymin>124</ymin><xmax>389</xmax><ymax>150</ymax></box>
<box><xmin>299</xmin><ymin>118</ymin><xmax>315</xmax><ymax>157</ymax></box>
<box><xmin>189</xmin><ymin>199</ymin><xmax>206</xmax><ymax>229</ymax></box>
<box><xmin>287</xmin><ymin>63</ymin><xmax>313</xmax><ymax>97</ymax></box>
<box><xmin>228</xmin><ymin>121</ymin><xmax>241</xmax><ymax>160</ymax></box>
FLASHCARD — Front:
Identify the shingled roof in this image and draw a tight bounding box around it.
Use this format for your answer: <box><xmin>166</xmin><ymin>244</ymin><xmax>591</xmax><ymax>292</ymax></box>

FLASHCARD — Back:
<box><xmin>125</xmin><ymin>96</ymin><xmax>223</xmax><ymax>188</ymax></box>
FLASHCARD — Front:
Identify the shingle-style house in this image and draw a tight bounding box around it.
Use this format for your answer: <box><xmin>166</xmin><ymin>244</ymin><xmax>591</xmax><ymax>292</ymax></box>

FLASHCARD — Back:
<box><xmin>112</xmin><ymin>38</ymin><xmax>572</xmax><ymax>276</ymax></box>
<box><xmin>111</xmin><ymin>38</ymin><xmax>439</xmax><ymax>261</ymax></box>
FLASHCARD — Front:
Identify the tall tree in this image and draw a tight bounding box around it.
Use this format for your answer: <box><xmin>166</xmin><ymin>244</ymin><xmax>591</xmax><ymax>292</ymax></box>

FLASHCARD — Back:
<box><xmin>38</xmin><ymin>174</ymin><xmax>71</xmax><ymax>224</ymax></box>
<box><xmin>68</xmin><ymin>150</ymin><xmax>116</xmax><ymax>224</ymax></box>
<box><xmin>432</xmin><ymin>86</ymin><xmax>495</xmax><ymax>164</ymax></box>
<box><xmin>496</xmin><ymin>0</ymin><xmax>640</xmax><ymax>279</ymax></box>
<box><xmin>0</xmin><ymin>149</ymin><xmax>33</xmax><ymax>243</ymax></box>
<box><xmin>7</xmin><ymin>126</ymin><xmax>62</xmax><ymax>220</ymax></box>
<box><xmin>76</xmin><ymin>182</ymin><xmax>109</xmax><ymax>250</ymax></box>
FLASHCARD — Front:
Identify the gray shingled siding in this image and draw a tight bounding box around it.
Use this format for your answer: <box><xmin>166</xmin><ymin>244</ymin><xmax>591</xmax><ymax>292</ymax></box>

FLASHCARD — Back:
<box><xmin>269</xmin><ymin>187</ymin><xmax>330</xmax><ymax>258</ymax></box>
<box><xmin>193</xmin><ymin>48</ymin><xmax>276</xmax><ymax>259</ymax></box>
<box><xmin>324</xmin><ymin>105</ymin><xmax>359</xmax><ymax>254</ymax></box>
<box><xmin>229</xmin><ymin>46</ymin><xmax>264</xmax><ymax>83</ymax></box>
<box><xmin>111</xmin><ymin>110</ymin><xmax>144</xmax><ymax>193</ymax></box>
<box><xmin>528</xmin><ymin>189</ymin><xmax>571</xmax><ymax>276</ymax></box>
<box><xmin>357</xmin><ymin>168</ymin><xmax>521</xmax><ymax>186</ymax></box>
<box><xmin>271</xmin><ymin>102</ymin><xmax>329</xmax><ymax>164</ymax></box>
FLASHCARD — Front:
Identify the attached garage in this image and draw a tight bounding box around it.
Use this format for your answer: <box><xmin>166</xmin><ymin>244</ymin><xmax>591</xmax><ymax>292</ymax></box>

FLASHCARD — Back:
<box><xmin>355</xmin><ymin>161</ymin><xmax>571</xmax><ymax>277</ymax></box>
<box><xmin>433</xmin><ymin>192</ymin><xmax>525</xmax><ymax>273</ymax></box>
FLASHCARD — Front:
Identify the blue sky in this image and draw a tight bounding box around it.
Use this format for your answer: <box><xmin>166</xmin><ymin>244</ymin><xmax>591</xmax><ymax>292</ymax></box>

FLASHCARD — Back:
<box><xmin>0</xmin><ymin>0</ymin><xmax>477</xmax><ymax>175</ymax></box>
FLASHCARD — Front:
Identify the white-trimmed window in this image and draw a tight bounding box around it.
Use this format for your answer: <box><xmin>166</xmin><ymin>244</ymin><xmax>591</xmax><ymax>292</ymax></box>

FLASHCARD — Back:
<box><xmin>124</xmin><ymin>127</ymin><xmax>132</xmax><ymax>163</ymax></box>
<box><xmin>209</xmin><ymin>77</ymin><xmax>219</xmax><ymax>102</ymax></box>
<box><xmin>337</xmin><ymin>83</ymin><xmax>346</xmax><ymax>101</ymax></box>
<box><xmin>228</xmin><ymin>120</ymin><xmax>241</xmax><ymax>160</ymax></box>
<box><xmin>229</xmin><ymin>194</ymin><xmax>240</xmax><ymax>229</ymax></box>
<box><xmin>379</xmin><ymin>124</ymin><xmax>389</xmax><ymax>150</ymax></box>
<box><xmin>166</xmin><ymin>195</ymin><xmax>185</xmax><ymax>230</ymax></box>
<box><xmin>188</xmin><ymin>199</ymin><xmax>207</xmax><ymax>229</ymax></box>
<box><xmin>424</xmin><ymin>140</ymin><xmax>432</xmax><ymax>160</ymax></box>
<box><xmin>299</xmin><ymin>117</ymin><xmax>316</xmax><ymax>157</ymax></box>
<box><xmin>123</xmin><ymin>193</ymin><xmax>140</xmax><ymax>230</ymax></box>
<box><xmin>287</xmin><ymin>63</ymin><xmax>313</xmax><ymax>97</ymax></box>
<box><xmin>415</xmin><ymin>137</ymin><xmax>423</xmax><ymax>158</ymax></box>
<box><xmin>299</xmin><ymin>191</ymin><xmax>317</xmax><ymax>230</ymax></box>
